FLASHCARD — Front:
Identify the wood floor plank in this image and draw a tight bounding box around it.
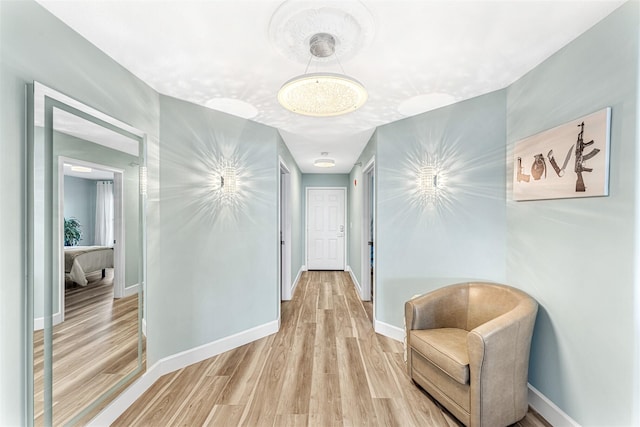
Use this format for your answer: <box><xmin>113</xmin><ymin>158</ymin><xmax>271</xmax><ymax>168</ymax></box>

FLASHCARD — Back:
<box><xmin>204</xmin><ymin>404</ymin><xmax>245</xmax><ymax>426</ymax></box>
<box><xmin>275</xmin><ymin>321</ymin><xmax>316</xmax><ymax>416</ymax></box>
<box><xmin>171</xmin><ymin>376</ymin><xmax>230</xmax><ymax>427</ymax></box>
<box><xmin>215</xmin><ymin>338</ymin><xmax>271</xmax><ymax>406</ymax></box>
<box><xmin>112</xmin><ymin>370</ymin><xmax>180</xmax><ymax>426</ymax></box>
<box><xmin>308</xmin><ymin>373</ymin><xmax>343</xmax><ymax>427</ymax></box>
<box><xmin>134</xmin><ymin>360</ymin><xmax>211</xmax><ymax>425</ymax></box>
<box><xmin>114</xmin><ymin>271</ymin><xmax>551</xmax><ymax>427</ymax></box>
<box><xmin>238</xmin><ymin>339</ymin><xmax>286</xmax><ymax>426</ymax></box>
<box><xmin>313</xmin><ymin>309</ymin><xmax>338</xmax><ymax>375</ymax></box>
<box><xmin>299</xmin><ymin>274</ymin><xmax>319</xmax><ymax>323</ymax></box>
<box><xmin>274</xmin><ymin>413</ymin><xmax>309</xmax><ymax>427</ymax></box>
<box><xmin>336</xmin><ymin>337</ymin><xmax>377</xmax><ymax>426</ymax></box>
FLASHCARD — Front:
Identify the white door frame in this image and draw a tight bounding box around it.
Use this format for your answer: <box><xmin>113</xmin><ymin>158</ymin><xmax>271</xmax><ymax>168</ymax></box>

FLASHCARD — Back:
<box><xmin>361</xmin><ymin>158</ymin><xmax>375</xmax><ymax>304</ymax></box>
<box><xmin>57</xmin><ymin>157</ymin><xmax>125</xmax><ymax>325</ymax></box>
<box><xmin>279</xmin><ymin>158</ymin><xmax>292</xmax><ymax>301</ymax></box>
<box><xmin>305</xmin><ymin>186</ymin><xmax>347</xmax><ymax>271</ymax></box>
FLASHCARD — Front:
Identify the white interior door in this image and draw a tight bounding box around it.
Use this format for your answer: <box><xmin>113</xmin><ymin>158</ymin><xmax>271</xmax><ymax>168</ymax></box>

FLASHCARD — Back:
<box><xmin>307</xmin><ymin>188</ymin><xmax>346</xmax><ymax>270</ymax></box>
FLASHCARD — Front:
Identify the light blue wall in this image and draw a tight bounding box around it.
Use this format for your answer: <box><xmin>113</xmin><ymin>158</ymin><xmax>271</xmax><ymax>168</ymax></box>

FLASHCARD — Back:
<box><xmin>506</xmin><ymin>2</ymin><xmax>639</xmax><ymax>425</ymax></box>
<box><xmin>153</xmin><ymin>95</ymin><xmax>280</xmax><ymax>360</ymax></box>
<box><xmin>0</xmin><ymin>2</ymin><xmax>159</xmax><ymax>425</ymax></box>
<box><xmin>348</xmin><ymin>134</ymin><xmax>377</xmax><ymax>287</ymax></box>
<box><xmin>302</xmin><ymin>173</ymin><xmax>350</xmax><ymax>189</ymax></box>
<box><xmin>375</xmin><ymin>90</ymin><xmax>507</xmax><ymax>327</ymax></box>
<box><xmin>63</xmin><ymin>176</ymin><xmax>96</xmax><ymax>246</ymax></box>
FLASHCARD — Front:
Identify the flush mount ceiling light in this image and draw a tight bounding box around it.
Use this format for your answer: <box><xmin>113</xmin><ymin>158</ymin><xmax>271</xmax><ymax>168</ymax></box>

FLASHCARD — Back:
<box><xmin>314</xmin><ymin>152</ymin><xmax>336</xmax><ymax>168</ymax></box>
<box><xmin>70</xmin><ymin>165</ymin><xmax>92</xmax><ymax>173</ymax></box>
<box><xmin>277</xmin><ymin>33</ymin><xmax>368</xmax><ymax>117</ymax></box>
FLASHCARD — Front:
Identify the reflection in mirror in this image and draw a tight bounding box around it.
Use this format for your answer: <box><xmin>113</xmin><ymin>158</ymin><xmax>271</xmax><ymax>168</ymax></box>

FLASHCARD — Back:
<box><xmin>29</xmin><ymin>82</ymin><xmax>146</xmax><ymax>426</ymax></box>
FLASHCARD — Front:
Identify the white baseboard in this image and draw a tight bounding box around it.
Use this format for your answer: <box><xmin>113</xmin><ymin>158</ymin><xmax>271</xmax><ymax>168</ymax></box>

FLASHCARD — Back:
<box><xmin>346</xmin><ymin>265</ymin><xmax>363</xmax><ymax>298</ymax></box>
<box><xmin>124</xmin><ymin>283</ymin><xmax>140</xmax><ymax>298</ymax></box>
<box><xmin>290</xmin><ymin>265</ymin><xmax>306</xmax><ymax>299</ymax></box>
<box><xmin>33</xmin><ymin>311</ymin><xmax>63</xmax><ymax>331</ymax></box>
<box><xmin>35</xmin><ymin>284</ymin><xmax>139</xmax><ymax>331</ymax></box>
<box><xmin>528</xmin><ymin>383</ymin><xmax>580</xmax><ymax>427</ymax></box>
<box><xmin>88</xmin><ymin>319</ymin><xmax>279</xmax><ymax>426</ymax></box>
<box><xmin>374</xmin><ymin>320</ymin><xmax>405</xmax><ymax>342</ymax></box>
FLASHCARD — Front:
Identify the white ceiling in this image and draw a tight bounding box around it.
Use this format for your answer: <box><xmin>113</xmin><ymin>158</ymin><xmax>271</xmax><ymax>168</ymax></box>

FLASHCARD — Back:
<box><xmin>36</xmin><ymin>0</ymin><xmax>625</xmax><ymax>173</ymax></box>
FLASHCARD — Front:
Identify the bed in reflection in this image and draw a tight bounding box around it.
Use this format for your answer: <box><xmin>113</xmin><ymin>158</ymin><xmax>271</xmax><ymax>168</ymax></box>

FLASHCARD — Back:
<box><xmin>64</xmin><ymin>245</ymin><xmax>114</xmax><ymax>287</ymax></box>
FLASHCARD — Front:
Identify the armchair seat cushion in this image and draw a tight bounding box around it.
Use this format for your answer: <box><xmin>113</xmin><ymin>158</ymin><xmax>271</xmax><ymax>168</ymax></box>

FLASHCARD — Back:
<box><xmin>411</xmin><ymin>328</ymin><xmax>469</xmax><ymax>385</ymax></box>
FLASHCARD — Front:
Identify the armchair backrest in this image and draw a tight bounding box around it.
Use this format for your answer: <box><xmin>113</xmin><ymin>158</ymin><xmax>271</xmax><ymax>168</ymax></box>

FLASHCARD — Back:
<box><xmin>465</xmin><ymin>282</ymin><xmax>524</xmax><ymax>330</ymax></box>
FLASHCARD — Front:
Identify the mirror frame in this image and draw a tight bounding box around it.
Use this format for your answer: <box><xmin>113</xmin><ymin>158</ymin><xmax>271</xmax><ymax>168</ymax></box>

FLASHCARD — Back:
<box><xmin>27</xmin><ymin>81</ymin><xmax>147</xmax><ymax>426</ymax></box>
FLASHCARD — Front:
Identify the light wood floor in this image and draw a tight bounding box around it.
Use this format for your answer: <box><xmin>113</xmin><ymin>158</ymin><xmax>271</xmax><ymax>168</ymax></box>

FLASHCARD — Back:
<box><xmin>33</xmin><ymin>269</ymin><xmax>144</xmax><ymax>426</ymax></box>
<box><xmin>114</xmin><ymin>271</ymin><xmax>549</xmax><ymax>427</ymax></box>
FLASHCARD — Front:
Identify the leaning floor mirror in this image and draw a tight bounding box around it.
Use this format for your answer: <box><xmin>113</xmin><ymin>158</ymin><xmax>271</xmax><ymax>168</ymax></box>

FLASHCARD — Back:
<box><xmin>28</xmin><ymin>82</ymin><xmax>147</xmax><ymax>426</ymax></box>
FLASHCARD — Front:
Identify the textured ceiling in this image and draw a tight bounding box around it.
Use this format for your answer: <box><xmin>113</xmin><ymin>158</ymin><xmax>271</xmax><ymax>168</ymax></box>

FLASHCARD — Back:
<box><xmin>36</xmin><ymin>0</ymin><xmax>625</xmax><ymax>173</ymax></box>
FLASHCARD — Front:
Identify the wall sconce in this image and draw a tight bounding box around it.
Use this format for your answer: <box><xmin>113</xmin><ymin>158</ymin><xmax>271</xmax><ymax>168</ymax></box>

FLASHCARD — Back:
<box><xmin>418</xmin><ymin>164</ymin><xmax>439</xmax><ymax>200</ymax></box>
<box><xmin>220</xmin><ymin>164</ymin><xmax>237</xmax><ymax>195</ymax></box>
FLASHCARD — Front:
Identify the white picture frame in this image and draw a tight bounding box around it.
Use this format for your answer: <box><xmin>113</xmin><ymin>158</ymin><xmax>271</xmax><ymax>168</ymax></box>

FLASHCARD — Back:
<box><xmin>513</xmin><ymin>108</ymin><xmax>611</xmax><ymax>201</ymax></box>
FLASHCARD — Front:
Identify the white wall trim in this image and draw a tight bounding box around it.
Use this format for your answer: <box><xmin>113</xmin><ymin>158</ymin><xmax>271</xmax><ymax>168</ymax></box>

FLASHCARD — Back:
<box><xmin>88</xmin><ymin>320</ymin><xmax>279</xmax><ymax>426</ymax></box>
<box><xmin>374</xmin><ymin>320</ymin><xmax>405</xmax><ymax>342</ymax></box>
<box><xmin>346</xmin><ymin>265</ymin><xmax>362</xmax><ymax>298</ymax></box>
<box><xmin>290</xmin><ymin>265</ymin><xmax>306</xmax><ymax>299</ymax></box>
<box><xmin>123</xmin><ymin>283</ymin><xmax>140</xmax><ymax>298</ymax></box>
<box><xmin>527</xmin><ymin>383</ymin><xmax>581</xmax><ymax>427</ymax></box>
<box><xmin>33</xmin><ymin>311</ymin><xmax>63</xmax><ymax>331</ymax></box>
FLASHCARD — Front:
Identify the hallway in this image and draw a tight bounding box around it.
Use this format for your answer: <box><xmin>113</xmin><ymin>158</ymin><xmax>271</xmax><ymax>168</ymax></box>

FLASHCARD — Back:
<box><xmin>113</xmin><ymin>271</ymin><xmax>546</xmax><ymax>426</ymax></box>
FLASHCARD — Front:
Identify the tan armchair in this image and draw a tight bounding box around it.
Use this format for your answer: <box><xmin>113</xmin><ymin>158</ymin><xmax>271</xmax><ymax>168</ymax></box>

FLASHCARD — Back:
<box><xmin>405</xmin><ymin>282</ymin><xmax>538</xmax><ymax>427</ymax></box>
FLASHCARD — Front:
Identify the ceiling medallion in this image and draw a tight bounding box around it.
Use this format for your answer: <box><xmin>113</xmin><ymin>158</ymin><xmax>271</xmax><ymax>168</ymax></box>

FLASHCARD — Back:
<box><xmin>268</xmin><ymin>0</ymin><xmax>375</xmax><ymax>65</ymax></box>
<box><xmin>277</xmin><ymin>32</ymin><xmax>368</xmax><ymax>117</ymax></box>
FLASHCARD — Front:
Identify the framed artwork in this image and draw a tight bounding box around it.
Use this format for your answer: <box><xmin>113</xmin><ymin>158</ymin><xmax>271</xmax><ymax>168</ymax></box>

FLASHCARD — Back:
<box><xmin>513</xmin><ymin>108</ymin><xmax>611</xmax><ymax>201</ymax></box>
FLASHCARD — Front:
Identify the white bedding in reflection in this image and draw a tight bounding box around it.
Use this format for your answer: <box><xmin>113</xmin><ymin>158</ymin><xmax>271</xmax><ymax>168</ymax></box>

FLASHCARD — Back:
<box><xmin>64</xmin><ymin>246</ymin><xmax>114</xmax><ymax>287</ymax></box>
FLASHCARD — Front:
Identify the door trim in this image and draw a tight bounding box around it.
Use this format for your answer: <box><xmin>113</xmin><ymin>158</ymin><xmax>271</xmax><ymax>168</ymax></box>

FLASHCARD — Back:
<box><xmin>55</xmin><ymin>157</ymin><xmax>125</xmax><ymax>326</ymax></box>
<box><xmin>361</xmin><ymin>158</ymin><xmax>375</xmax><ymax>305</ymax></box>
<box><xmin>305</xmin><ymin>186</ymin><xmax>347</xmax><ymax>271</ymax></box>
<box><xmin>279</xmin><ymin>158</ymin><xmax>292</xmax><ymax>301</ymax></box>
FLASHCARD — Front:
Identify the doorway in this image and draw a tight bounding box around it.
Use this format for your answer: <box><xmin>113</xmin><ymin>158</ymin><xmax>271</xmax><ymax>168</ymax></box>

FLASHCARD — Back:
<box><xmin>56</xmin><ymin>157</ymin><xmax>125</xmax><ymax>325</ymax></box>
<box><xmin>306</xmin><ymin>187</ymin><xmax>346</xmax><ymax>270</ymax></box>
<box><xmin>279</xmin><ymin>160</ymin><xmax>292</xmax><ymax>300</ymax></box>
<box><xmin>361</xmin><ymin>160</ymin><xmax>375</xmax><ymax>309</ymax></box>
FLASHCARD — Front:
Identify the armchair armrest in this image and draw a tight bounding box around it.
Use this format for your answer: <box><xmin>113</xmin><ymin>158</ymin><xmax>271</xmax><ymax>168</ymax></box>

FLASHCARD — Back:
<box><xmin>466</xmin><ymin>299</ymin><xmax>538</xmax><ymax>427</ymax></box>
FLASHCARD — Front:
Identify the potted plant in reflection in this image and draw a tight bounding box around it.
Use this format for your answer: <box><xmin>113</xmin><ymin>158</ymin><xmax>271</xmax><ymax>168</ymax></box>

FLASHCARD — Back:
<box><xmin>64</xmin><ymin>217</ymin><xmax>82</xmax><ymax>246</ymax></box>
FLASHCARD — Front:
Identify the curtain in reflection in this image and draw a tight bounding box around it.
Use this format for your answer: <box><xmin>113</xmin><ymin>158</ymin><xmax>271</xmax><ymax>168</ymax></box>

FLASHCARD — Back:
<box><xmin>95</xmin><ymin>181</ymin><xmax>114</xmax><ymax>246</ymax></box>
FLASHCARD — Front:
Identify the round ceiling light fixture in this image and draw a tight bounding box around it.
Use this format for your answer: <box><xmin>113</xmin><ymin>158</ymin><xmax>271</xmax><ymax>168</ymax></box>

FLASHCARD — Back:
<box><xmin>278</xmin><ymin>33</ymin><xmax>368</xmax><ymax>117</ymax></box>
<box><xmin>314</xmin><ymin>152</ymin><xmax>336</xmax><ymax>168</ymax></box>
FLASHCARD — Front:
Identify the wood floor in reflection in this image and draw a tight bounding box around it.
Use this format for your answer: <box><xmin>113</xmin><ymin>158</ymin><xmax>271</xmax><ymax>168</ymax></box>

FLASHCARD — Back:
<box><xmin>33</xmin><ymin>269</ymin><xmax>143</xmax><ymax>426</ymax></box>
<box><xmin>114</xmin><ymin>271</ymin><xmax>549</xmax><ymax>427</ymax></box>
